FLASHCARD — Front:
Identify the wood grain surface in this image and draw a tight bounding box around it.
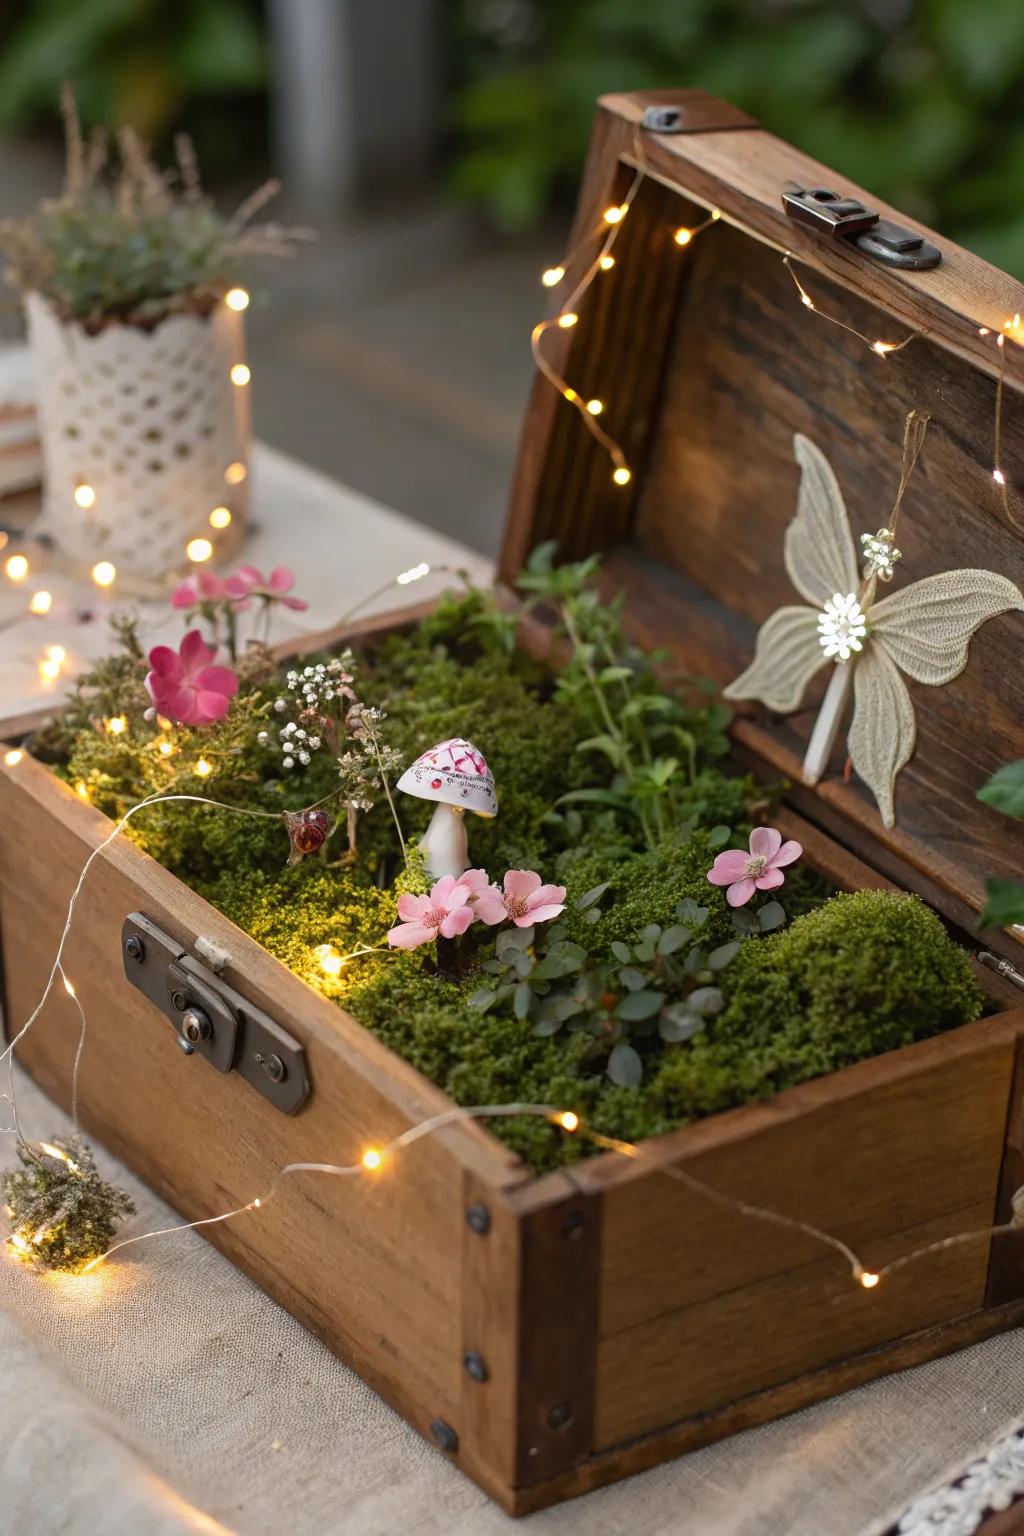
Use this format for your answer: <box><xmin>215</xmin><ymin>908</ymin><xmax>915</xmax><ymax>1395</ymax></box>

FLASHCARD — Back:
<box><xmin>501</xmin><ymin>91</ymin><xmax>1024</xmax><ymax>936</ymax></box>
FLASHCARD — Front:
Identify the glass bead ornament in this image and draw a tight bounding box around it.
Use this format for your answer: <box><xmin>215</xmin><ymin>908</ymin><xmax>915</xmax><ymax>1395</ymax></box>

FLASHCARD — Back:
<box><xmin>282</xmin><ymin>808</ymin><xmax>333</xmax><ymax>867</ymax></box>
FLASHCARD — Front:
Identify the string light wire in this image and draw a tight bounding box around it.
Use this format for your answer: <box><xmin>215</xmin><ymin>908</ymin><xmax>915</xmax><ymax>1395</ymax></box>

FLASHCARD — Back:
<box><xmin>0</xmin><ymin>779</ymin><xmax>1019</xmax><ymax>1289</ymax></box>
<box><xmin>782</xmin><ymin>253</ymin><xmax>922</xmax><ymax>358</ymax></box>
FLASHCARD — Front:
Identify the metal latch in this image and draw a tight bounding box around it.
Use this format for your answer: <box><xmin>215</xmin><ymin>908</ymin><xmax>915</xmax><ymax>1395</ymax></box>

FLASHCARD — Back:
<box><xmin>782</xmin><ymin>182</ymin><xmax>941</xmax><ymax>270</ymax></box>
<box><xmin>121</xmin><ymin>913</ymin><xmax>310</xmax><ymax>1114</ymax></box>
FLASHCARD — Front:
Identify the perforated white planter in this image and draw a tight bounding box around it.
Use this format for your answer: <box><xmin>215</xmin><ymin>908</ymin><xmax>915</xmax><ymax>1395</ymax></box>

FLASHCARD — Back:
<box><xmin>26</xmin><ymin>293</ymin><xmax>250</xmax><ymax>579</ymax></box>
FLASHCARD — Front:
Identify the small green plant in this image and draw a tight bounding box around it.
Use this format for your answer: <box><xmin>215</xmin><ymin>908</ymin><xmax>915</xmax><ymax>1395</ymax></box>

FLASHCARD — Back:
<box><xmin>2</xmin><ymin>1137</ymin><xmax>135</xmax><ymax>1273</ymax></box>
<box><xmin>470</xmin><ymin>889</ymin><xmax>754</xmax><ymax>1086</ymax></box>
<box><xmin>978</xmin><ymin>760</ymin><xmax>1024</xmax><ymax>927</ymax></box>
<box><xmin>0</xmin><ymin>86</ymin><xmax>310</xmax><ymax>330</ymax></box>
<box><xmin>518</xmin><ymin>542</ymin><xmax>731</xmax><ymax>850</ymax></box>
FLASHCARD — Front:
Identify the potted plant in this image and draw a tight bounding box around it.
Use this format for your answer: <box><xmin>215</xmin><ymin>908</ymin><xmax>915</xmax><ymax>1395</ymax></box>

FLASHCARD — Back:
<box><xmin>0</xmin><ymin>87</ymin><xmax>310</xmax><ymax>581</ymax></box>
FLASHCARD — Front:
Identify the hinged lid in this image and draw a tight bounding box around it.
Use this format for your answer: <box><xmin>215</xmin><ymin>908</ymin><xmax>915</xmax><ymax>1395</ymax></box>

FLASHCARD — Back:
<box><xmin>501</xmin><ymin>88</ymin><xmax>1024</xmax><ymax>950</ymax></box>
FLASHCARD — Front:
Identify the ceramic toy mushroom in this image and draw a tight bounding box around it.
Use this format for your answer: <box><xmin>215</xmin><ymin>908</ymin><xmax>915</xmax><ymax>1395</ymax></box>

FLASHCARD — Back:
<box><xmin>397</xmin><ymin>737</ymin><xmax>497</xmax><ymax>879</ymax></box>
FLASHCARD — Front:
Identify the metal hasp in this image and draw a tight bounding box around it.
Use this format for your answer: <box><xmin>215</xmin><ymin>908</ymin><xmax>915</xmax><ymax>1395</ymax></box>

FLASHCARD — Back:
<box><xmin>121</xmin><ymin>913</ymin><xmax>310</xmax><ymax>1114</ymax></box>
<box><xmin>782</xmin><ymin>182</ymin><xmax>942</xmax><ymax>270</ymax></box>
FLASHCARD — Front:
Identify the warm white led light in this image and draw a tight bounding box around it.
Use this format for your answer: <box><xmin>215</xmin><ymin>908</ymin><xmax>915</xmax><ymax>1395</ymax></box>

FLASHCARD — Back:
<box><xmin>74</xmin><ymin>483</ymin><xmax>96</xmax><ymax>509</ymax></box>
<box><xmin>225</xmin><ymin>461</ymin><xmax>247</xmax><ymax>485</ymax></box>
<box><xmin>4</xmin><ymin>749</ymin><xmax>23</xmax><ymax>767</ymax></box>
<box><xmin>92</xmin><ymin>561</ymin><xmax>116</xmax><ymax>588</ymax></box>
<box><xmin>29</xmin><ymin>590</ymin><xmax>52</xmax><ymax>614</ymax></box>
<box><xmin>612</xmin><ymin>466</ymin><xmax>632</xmax><ymax>486</ymax></box>
<box><xmin>208</xmin><ymin>506</ymin><xmax>232</xmax><ymax>530</ymax></box>
<box><xmin>5</xmin><ymin>554</ymin><xmax>28</xmax><ymax>581</ymax></box>
<box><xmin>230</xmin><ymin>363</ymin><xmax>251</xmax><ymax>386</ymax></box>
<box><xmin>599</xmin><ymin>254</ymin><xmax>616</xmax><ymax>271</ymax></box>
<box><xmin>186</xmin><ymin>537</ymin><xmax>213</xmax><ymax>563</ymax></box>
<box><xmin>541</xmin><ymin>266</ymin><xmax>565</xmax><ymax>287</ymax></box>
<box><xmin>557</xmin><ymin>313</ymin><xmax>579</xmax><ymax>329</ymax></box>
<box><xmin>225</xmin><ymin>287</ymin><xmax>250</xmax><ymax>311</ymax></box>
<box><xmin>586</xmin><ymin>399</ymin><xmax>604</xmax><ymax>416</ymax></box>
<box><xmin>194</xmin><ymin>758</ymin><xmax>213</xmax><ymax>777</ymax></box>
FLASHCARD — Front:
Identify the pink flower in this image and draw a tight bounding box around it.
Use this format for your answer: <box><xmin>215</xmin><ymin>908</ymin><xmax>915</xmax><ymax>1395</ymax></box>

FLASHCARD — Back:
<box><xmin>225</xmin><ymin>565</ymin><xmax>308</xmax><ymax>611</ymax></box>
<box><xmin>171</xmin><ymin>571</ymin><xmax>231</xmax><ymax>610</ymax></box>
<box><xmin>707</xmin><ymin>827</ymin><xmax>803</xmax><ymax>908</ymax></box>
<box><xmin>145</xmin><ymin>630</ymin><xmax>239</xmax><ymax>726</ymax></box>
<box><xmin>386</xmin><ymin>875</ymin><xmax>476</xmax><ymax>950</ymax></box>
<box><xmin>474</xmin><ymin>870</ymin><xmax>567</xmax><ymax>928</ymax></box>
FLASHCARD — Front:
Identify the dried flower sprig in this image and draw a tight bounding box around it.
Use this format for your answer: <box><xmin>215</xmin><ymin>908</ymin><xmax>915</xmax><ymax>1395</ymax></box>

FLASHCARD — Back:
<box><xmin>2</xmin><ymin>1135</ymin><xmax>135</xmax><ymax>1273</ymax></box>
<box><xmin>0</xmin><ymin>84</ymin><xmax>314</xmax><ymax>330</ymax></box>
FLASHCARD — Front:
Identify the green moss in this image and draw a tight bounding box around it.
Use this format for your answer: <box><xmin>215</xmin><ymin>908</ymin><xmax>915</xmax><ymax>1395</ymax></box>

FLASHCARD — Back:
<box><xmin>36</xmin><ymin>587</ymin><xmax>987</xmax><ymax>1177</ymax></box>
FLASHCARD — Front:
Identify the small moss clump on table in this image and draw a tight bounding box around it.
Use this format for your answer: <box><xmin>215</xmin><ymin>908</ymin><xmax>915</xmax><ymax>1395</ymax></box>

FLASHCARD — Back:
<box><xmin>37</xmin><ymin>558</ymin><xmax>984</xmax><ymax>1174</ymax></box>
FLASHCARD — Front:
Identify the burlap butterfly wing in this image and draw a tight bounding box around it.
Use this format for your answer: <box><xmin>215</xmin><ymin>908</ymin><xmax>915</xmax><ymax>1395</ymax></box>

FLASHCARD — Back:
<box><xmin>724</xmin><ymin>434</ymin><xmax>1024</xmax><ymax>827</ymax></box>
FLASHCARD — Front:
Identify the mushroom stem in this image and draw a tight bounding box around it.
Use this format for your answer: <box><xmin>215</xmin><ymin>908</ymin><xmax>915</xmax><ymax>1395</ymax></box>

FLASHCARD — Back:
<box><xmin>420</xmin><ymin>803</ymin><xmax>469</xmax><ymax>881</ymax></box>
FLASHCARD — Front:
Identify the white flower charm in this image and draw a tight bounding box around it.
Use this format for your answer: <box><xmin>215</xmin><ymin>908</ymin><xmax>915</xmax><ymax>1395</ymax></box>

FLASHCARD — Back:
<box><xmin>817</xmin><ymin>592</ymin><xmax>868</xmax><ymax>660</ymax></box>
<box><xmin>723</xmin><ymin>434</ymin><xmax>1024</xmax><ymax>828</ymax></box>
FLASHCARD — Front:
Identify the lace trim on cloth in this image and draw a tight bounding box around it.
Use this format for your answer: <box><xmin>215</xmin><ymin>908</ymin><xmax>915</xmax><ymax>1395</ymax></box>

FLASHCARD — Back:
<box><xmin>888</xmin><ymin>1419</ymin><xmax>1024</xmax><ymax>1535</ymax></box>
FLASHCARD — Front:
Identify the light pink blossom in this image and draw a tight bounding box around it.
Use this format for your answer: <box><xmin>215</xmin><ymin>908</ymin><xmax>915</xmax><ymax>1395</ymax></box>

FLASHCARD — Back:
<box><xmin>172</xmin><ymin>571</ymin><xmax>234</xmax><ymax>610</ymax></box>
<box><xmin>386</xmin><ymin>875</ymin><xmax>476</xmax><ymax>950</ymax></box>
<box><xmin>706</xmin><ymin>827</ymin><xmax>803</xmax><ymax>908</ymax></box>
<box><xmin>473</xmin><ymin>870</ymin><xmax>567</xmax><ymax>928</ymax></box>
<box><xmin>225</xmin><ymin>565</ymin><xmax>308</xmax><ymax>610</ymax></box>
<box><xmin>145</xmin><ymin>630</ymin><xmax>239</xmax><ymax>727</ymax></box>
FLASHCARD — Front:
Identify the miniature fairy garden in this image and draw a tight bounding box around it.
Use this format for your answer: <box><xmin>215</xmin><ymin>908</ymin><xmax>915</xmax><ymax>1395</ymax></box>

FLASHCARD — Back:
<box><xmin>28</xmin><ymin>547</ymin><xmax>985</xmax><ymax>1173</ymax></box>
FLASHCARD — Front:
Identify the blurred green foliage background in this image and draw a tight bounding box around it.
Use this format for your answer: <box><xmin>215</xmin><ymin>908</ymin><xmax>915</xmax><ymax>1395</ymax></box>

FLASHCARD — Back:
<box><xmin>1</xmin><ymin>0</ymin><xmax>1021</xmax><ymax>274</ymax></box>
<box><xmin>451</xmin><ymin>0</ymin><xmax>1024</xmax><ymax>274</ymax></box>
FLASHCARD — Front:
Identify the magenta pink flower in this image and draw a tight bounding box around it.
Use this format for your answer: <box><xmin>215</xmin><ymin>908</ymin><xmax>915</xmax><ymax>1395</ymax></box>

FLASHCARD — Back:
<box><xmin>171</xmin><ymin>571</ymin><xmax>231</xmax><ymax>610</ymax></box>
<box><xmin>474</xmin><ymin>870</ymin><xmax>567</xmax><ymax>928</ymax></box>
<box><xmin>225</xmin><ymin>565</ymin><xmax>308</xmax><ymax>611</ymax></box>
<box><xmin>707</xmin><ymin>827</ymin><xmax>803</xmax><ymax>908</ymax></box>
<box><xmin>387</xmin><ymin>875</ymin><xmax>476</xmax><ymax>950</ymax></box>
<box><xmin>145</xmin><ymin>630</ymin><xmax>239</xmax><ymax>727</ymax></box>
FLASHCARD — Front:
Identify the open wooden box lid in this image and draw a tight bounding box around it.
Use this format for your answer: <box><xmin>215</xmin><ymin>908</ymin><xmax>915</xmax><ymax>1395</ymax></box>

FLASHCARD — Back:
<box><xmin>500</xmin><ymin>88</ymin><xmax>1024</xmax><ymax>958</ymax></box>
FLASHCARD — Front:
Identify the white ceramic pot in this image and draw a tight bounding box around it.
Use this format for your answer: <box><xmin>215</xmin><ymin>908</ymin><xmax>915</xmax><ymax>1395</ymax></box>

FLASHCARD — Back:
<box><xmin>26</xmin><ymin>292</ymin><xmax>250</xmax><ymax>579</ymax></box>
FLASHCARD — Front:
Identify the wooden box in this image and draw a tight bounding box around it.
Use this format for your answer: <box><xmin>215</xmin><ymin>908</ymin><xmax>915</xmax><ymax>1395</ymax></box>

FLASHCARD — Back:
<box><xmin>3</xmin><ymin>90</ymin><xmax>1024</xmax><ymax>1515</ymax></box>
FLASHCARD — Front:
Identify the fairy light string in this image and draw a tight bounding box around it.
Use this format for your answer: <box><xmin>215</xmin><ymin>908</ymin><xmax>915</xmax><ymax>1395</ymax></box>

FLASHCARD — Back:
<box><xmin>532</xmin><ymin>150</ymin><xmax>721</xmax><ymax>487</ymax></box>
<box><xmin>0</xmin><ymin>767</ymin><xmax>1019</xmax><ymax>1291</ymax></box>
<box><xmin>782</xmin><ymin>252</ymin><xmax>922</xmax><ymax>358</ymax></box>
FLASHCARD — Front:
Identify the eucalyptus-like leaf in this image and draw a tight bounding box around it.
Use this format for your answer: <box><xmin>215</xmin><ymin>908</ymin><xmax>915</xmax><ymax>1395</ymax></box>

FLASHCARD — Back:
<box><xmin>618</xmin><ymin>966</ymin><xmax>647</xmax><ymax>992</ymax></box>
<box><xmin>757</xmin><ymin>900</ymin><xmax>787</xmax><ymax>932</ymax></box>
<box><xmin>707</xmin><ymin>824</ymin><xmax>732</xmax><ymax>849</ymax></box>
<box><xmin>468</xmin><ymin>988</ymin><xmax>497</xmax><ymax>1013</ymax></box>
<box><xmin>978</xmin><ymin>760</ymin><xmax>1024</xmax><ymax>819</ymax></box>
<box><xmin>688</xmin><ymin>985</ymin><xmax>725</xmax><ymax>1015</ymax></box>
<box><xmin>532</xmin><ymin>942</ymin><xmax>587</xmax><ymax>980</ymax></box>
<box><xmin>607</xmin><ymin>1042</ymin><xmax>643</xmax><ymax>1087</ymax></box>
<box><xmin>611</xmin><ymin>941</ymin><xmax>632</xmax><ymax>963</ymax></box>
<box><xmin>577</xmin><ymin>881</ymin><xmax>611</xmax><ymax>911</ymax></box>
<box><xmin>513</xmin><ymin>982</ymin><xmax>532</xmax><ymax>1020</ymax></box>
<box><xmin>980</xmin><ymin>878</ymin><xmax>1024</xmax><ymax>929</ymax></box>
<box><xmin>659</xmin><ymin>1006</ymin><xmax>706</xmax><ymax>1042</ymax></box>
<box><xmin>657</xmin><ymin>924</ymin><xmax>690</xmax><ymax>955</ymax></box>
<box><xmin>708</xmin><ymin>940</ymin><xmax>741</xmax><ymax>970</ymax></box>
<box><xmin>730</xmin><ymin>907</ymin><xmax>759</xmax><ymax>934</ymax></box>
<box><xmin>677</xmin><ymin>899</ymin><xmax>709</xmax><ymax>927</ymax></box>
<box><xmin>615</xmin><ymin>989</ymin><xmax>665</xmax><ymax>1021</ymax></box>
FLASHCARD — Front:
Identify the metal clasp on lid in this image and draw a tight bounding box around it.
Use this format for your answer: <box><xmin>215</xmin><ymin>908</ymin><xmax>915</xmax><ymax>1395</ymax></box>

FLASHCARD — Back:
<box><xmin>782</xmin><ymin>182</ymin><xmax>941</xmax><ymax>270</ymax></box>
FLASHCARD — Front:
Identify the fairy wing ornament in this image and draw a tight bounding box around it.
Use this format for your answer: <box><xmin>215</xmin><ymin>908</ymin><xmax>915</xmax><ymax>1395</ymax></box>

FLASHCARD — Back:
<box><xmin>723</xmin><ymin>426</ymin><xmax>1024</xmax><ymax>827</ymax></box>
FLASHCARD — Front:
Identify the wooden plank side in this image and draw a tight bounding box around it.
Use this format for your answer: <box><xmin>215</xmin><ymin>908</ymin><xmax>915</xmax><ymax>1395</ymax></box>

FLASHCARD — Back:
<box><xmin>583</xmin><ymin>1018</ymin><xmax>1019</xmax><ymax>1341</ymax></box>
<box><xmin>0</xmin><ymin>756</ymin><xmax>524</xmax><ymax>1482</ymax></box>
<box><xmin>510</xmin><ymin>1297</ymin><xmax>1024</xmax><ymax>1515</ymax></box>
<box><xmin>596</xmin><ymin>1201</ymin><xmax>993</xmax><ymax>1446</ymax></box>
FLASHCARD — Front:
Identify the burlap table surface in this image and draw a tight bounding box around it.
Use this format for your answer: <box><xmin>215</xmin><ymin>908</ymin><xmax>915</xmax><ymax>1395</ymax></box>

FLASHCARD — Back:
<box><xmin>1</xmin><ymin>1069</ymin><xmax>1022</xmax><ymax>1535</ymax></box>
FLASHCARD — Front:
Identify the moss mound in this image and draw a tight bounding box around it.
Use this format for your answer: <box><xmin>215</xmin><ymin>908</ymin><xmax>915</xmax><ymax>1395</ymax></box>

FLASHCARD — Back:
<box><xmin>37</xmin><ymin>578</ymin><xmax>987</xmax><ymax>1174</ymax></box>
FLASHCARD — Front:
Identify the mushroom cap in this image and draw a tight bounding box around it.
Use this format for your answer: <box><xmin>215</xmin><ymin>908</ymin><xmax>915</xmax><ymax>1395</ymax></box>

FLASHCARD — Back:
<box><xmin>396</xmin><ymin>737</ymin><xmax>498</xmax><ymax>817</ymax></box>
